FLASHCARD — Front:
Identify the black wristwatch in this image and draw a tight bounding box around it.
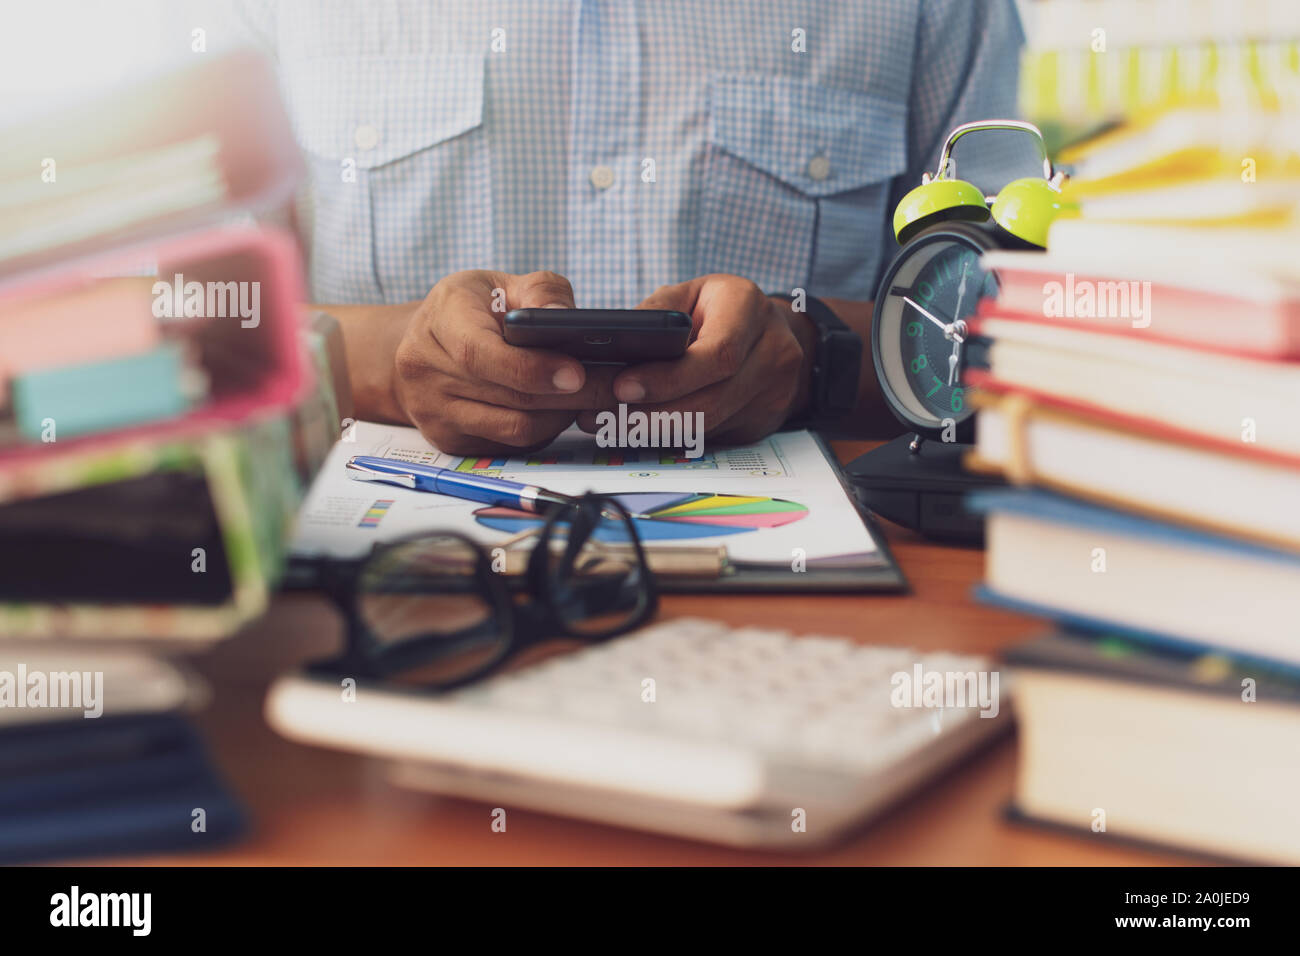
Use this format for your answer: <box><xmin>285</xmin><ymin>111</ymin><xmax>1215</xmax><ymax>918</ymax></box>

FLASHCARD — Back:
<box><xmin>774</xmin><ymin>292</ymin><xmax>862</xmax><ymax>427</ymax></box>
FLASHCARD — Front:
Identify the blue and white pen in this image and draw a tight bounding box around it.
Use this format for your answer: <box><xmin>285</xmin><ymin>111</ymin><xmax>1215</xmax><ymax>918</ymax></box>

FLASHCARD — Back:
<box><xmin>345</xmin><ymin>455</ymin><xmax>576</xmax><ymax>513</ymax></box>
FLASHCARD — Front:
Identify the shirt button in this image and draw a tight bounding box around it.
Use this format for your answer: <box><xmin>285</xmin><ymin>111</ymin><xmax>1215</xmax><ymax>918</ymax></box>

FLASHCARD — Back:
<box><xmin>589</xmin><ymin>165</ymin><xmax>615</xmax><ymax>190</ymax></box>
<box><xmin>354</xmin><ymin>124</ymin><xmax>380</xmax><ymax>150</ymax></box>
<box><xmin>807</xmin><ymin>154</ymin><xmax>831</xmax><ymax>182</ymax></box>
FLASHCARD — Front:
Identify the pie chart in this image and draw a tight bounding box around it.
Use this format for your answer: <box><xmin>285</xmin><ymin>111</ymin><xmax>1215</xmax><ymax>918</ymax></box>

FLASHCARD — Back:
<box><xmin>473</xmin><ymin>492</ymin><xmax>809</xmax><ymax>541</ymax></box>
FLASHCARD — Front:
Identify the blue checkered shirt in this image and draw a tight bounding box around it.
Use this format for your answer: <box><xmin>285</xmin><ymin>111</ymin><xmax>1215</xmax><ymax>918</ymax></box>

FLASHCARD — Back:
<box><xmin>217</xmin><ymin>0</ymin><xmax>1024</xmax><ymax>307</ymax></box>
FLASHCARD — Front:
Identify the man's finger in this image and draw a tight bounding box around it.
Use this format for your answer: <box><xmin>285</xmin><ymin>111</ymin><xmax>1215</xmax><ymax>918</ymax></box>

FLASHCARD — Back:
<box><xmin>433</xmin><ymin>283</ymin><xmax>586</xmax><ymax>395</ymax></box>
<box><xmin>508</xmin><ymin>270</ymin><xmax>577</xmax><ymax>310</ymax></box>
<box><xmin>635</xmin><ymin>281</ymin><xmax>700</xmax><ymax>321</ymax></box>
<box><xmin>612</xmin><ymin>303</ymin><xmax>762</xmax><ymax>404</ymax></box>
<box><xmin>450</xmin><ymin>400</ymin><xmax>578</xmax><ymax>448</ymax></box>
<box><xmin>446</xmin><ymin>364</ymin><xmax>620</xmax><ymax>411</ymax></box>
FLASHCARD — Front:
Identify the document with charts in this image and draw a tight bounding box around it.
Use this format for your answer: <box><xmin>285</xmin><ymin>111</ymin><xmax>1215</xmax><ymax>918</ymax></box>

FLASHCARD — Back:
<box><xmin>289</xmin><ymin>421</ymin><xmax>903</xmax><ymax>591</ymax></box>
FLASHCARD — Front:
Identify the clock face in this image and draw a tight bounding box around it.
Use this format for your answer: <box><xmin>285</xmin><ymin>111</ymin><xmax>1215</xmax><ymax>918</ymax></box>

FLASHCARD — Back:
<box><xmin>872</xmin><ymin>227</ymin><xmax>998</xmax><ymax>438</ymax></box>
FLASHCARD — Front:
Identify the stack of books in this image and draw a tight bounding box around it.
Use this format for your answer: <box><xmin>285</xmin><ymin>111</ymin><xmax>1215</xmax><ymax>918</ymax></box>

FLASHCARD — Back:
<box><xmin>965</xmin><ymin>100</ymin><xmax>1300</xmax><ymax>863</ymax></box>
<box><xmin>0</xmin><ymin>50</ymin><xmax>335</xmax><ymax>862</ymax></box>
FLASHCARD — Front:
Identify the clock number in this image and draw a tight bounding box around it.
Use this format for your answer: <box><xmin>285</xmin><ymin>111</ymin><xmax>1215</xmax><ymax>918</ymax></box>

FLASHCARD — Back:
<box><xmin>906</xmin><ymin>320</ymin><xmax>922</xmax><ymax>338</ymax></box>
<box><xmin>926</xmin><ymin>375</ymin><xmax>943</xmax><ymax>398</ymax></box>
<box><xmin>910</xmin><ymin>355</ymin><xmax>928</xmax><ymax>373</ymax></box>
<box><xmin>950</xmin><ymin>388</ymin><xmax>965</xmax><ymax>413</ymax></box>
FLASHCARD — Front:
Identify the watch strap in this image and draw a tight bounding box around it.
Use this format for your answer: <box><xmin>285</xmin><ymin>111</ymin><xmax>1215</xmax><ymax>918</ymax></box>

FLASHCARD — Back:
<box><xmin>775</xmin><ymin>292</ymin><xmax>862</xmax><ymax>427</ymax></box>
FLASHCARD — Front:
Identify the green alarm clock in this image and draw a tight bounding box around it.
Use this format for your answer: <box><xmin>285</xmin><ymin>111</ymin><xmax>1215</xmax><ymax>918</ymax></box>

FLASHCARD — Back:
<box><xmin>872</xmin><ymin>222</ymin><xmax>999</xmax><ymax>443</ymax></box>
<box><xmin>871</xmin><ymin>119</ymin><xmax>1069</xmax><ymax>445</ymax></box>
<box><xmin>849</xmin><ymin>120</ymin><xmax>1070</xmax><ymax>541</ymax></box>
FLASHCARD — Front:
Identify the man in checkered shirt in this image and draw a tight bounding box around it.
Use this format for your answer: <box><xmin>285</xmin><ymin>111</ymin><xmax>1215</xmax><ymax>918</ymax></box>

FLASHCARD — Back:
<box><xmin>221</xmin><ymin>0</ymin><xmax>1024</xmax><ymax>453</ymax></box>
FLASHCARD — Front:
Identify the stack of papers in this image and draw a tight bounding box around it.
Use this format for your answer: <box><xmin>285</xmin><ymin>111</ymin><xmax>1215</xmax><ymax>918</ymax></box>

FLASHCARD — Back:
<box><xmin>0</xmin><ymin>135</ymin><xmax>226</xmax><ymax>264</ymax></box>
<box><xmin>290</xmin><ymin>421</ymin><xmax>902</xmax><ymax>591</ymax></box>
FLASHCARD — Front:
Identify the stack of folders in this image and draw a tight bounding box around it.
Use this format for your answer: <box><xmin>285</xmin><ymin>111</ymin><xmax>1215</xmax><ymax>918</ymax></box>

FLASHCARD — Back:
<box><xmin>962</xmin><ymin>98</ymin><xmax>1300</xmax><ymax>863</ymax></box>
<box><xmin>0</xmin><ymin>50</ymin><xmax>318</xmax><ymax>642</ymax></box>
<box><xmin>0</xmin><ymin>51</ymin><xmax>337</xmax><ymax>861</ymax></box>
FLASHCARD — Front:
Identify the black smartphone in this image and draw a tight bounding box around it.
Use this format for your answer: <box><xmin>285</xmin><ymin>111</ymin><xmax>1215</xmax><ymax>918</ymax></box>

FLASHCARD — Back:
<box><xmin>503</xmin><ymin>308</ymin><xmax>692</xmax><ymax>363</ymax></box>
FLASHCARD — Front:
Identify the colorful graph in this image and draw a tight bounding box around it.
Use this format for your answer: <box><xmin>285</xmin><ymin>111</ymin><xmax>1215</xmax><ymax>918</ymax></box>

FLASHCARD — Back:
<box><xmin>443</xmin><ymin>445</ymin><xmax>765</xmax><ymax>477</ymax></box>
<box><xmin>473</xmin><ymin>491</ymin><xmax>809</xmax><ymax>541</ymax></box>
<box><xmin>455</xmin><ymin>456</ymin><xmax>507</xmax><ymax>472</ymax></box>
<box><xmin>358</xmin><ymin>499</ymin><xmax>395</xmax><ymax>528</ymax></box>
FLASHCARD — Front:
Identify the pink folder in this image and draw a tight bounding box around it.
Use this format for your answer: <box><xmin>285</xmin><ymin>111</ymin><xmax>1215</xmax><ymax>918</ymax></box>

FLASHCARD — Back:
<box><xmin>0</xmin><ymin>225</ymin><xmax>308</xmax><ymax>470</ymax></box>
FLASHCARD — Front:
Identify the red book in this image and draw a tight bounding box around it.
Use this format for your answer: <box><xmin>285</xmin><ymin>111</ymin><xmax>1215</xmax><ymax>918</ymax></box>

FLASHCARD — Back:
<box><xmin>966</xmin><ymin>315</ymin><xmax>1300</xmax><ymax>460</ymax></box>
<box><xmin>979</xmin><ymin>250</ymin><xmax>1300</xmax><ymax>360</ymax></box>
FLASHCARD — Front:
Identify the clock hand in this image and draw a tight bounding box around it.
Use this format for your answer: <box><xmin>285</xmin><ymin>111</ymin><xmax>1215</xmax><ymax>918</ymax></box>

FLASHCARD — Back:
<box><xmin>904</xmin><ymin>295</ymin><xmax>968</xmax><ymax>387</ymax></box>
<box><xmin>953</xmin><ymin>260</ymin><xmax>971</xmax><ymax>323</ymax></box>
<box><xmin>903</xmin><ymin>296</ymin><xmax>953</xmax><ymax>335</ymax></box>
<box><xmin>904</xmin><ymin>295</ymin><xmax>965</xmax><ymax>343</ymax></box>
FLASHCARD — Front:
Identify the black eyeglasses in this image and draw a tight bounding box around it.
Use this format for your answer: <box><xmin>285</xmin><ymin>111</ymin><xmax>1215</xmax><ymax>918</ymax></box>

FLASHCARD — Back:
<box><xmin>306</xmin><ymin>493</ymin><xmax>658</xmax><ymax>690</ymax></box>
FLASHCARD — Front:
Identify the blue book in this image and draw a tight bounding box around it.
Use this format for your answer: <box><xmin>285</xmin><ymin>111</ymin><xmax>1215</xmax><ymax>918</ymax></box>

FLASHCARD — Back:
<box><xmin>11</xmin><ymin>342</ymin><xmax>196</xmax><ymax>441</ymax></box>
<box><xmin>0</xmin><ymin>714</ymin><xmax>245</xmax><ymax>864</ymax></box>
<box><xmin>969</xmin><ymin>489</ymin><xmax>1300</xmax><ymax>669</ymax></box>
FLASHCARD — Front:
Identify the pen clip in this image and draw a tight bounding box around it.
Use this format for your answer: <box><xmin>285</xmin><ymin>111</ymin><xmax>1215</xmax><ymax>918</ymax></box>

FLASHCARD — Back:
<box><xmin>345</xmin><ymin>457</ymin><xmax>418</xmax><ymax>489</ymax></box>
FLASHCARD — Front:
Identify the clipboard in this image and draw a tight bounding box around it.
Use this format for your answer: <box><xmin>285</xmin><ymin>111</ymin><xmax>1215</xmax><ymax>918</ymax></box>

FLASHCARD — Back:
<box><xmin>284</xmin><ymin>425</ymin><xmax>906</xmax><ymax>594</ymax></box>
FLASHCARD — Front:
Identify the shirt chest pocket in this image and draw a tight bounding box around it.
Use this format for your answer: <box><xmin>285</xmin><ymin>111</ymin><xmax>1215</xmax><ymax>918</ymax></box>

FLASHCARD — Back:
<box><xmin>696</xmin><ymin>75</ymin><xmax>907</xmax><ymax>302</ymax></box>
<box><xmin>285</xmin><ymin>54</ymin><xmax>492</xmax><ymax>304</ymax></box>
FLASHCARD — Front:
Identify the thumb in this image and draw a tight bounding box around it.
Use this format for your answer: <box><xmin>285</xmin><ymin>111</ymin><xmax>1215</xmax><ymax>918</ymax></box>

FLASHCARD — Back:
<box><xmin>636</xmin><ymin>280</ymin><xmax>703</xmax><ymax>337</ymax></box>
<box><xmin>636</xmin><ymin>279</ymin><xmax>697</xmax><ymax>312</ymax></box>
<box><xmin>508</xmin><ymin>270</ymin><xmax>576</xmax><ymax>309</ymax></box>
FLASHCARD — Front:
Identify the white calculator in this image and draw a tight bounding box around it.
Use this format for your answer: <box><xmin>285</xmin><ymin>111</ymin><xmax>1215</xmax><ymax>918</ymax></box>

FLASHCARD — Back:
<box><xmin>267</xmin><ymin>617</ymin><xmax>1010</xmax><ymax>848</ymax></box>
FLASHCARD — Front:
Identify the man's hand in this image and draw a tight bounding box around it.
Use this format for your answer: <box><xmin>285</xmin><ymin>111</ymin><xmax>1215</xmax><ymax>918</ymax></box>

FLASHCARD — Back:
<box><xmin>333</xmin><ymin>270</ymin><xmax>617</xmax><ymax>455</ymax></box>
<box><xmin>576</xmin><ymin>275</ymin><xmax>816</xmax><ymax>445</ymax></box>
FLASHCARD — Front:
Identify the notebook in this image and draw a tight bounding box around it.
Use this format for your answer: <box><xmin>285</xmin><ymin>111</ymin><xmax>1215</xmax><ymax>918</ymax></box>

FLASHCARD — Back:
<box><xmin>970</xmin><ymin>488</ymin><xmax>1300</xmax><ymax>669</ymax></box>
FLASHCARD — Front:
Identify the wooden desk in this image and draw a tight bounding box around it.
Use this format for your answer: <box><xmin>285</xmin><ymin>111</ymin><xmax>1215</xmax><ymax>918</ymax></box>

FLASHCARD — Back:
<box><xmin>138</xmin><ymin>441</ymin><xmax>1192</xmax><ymax>865</ymax></box>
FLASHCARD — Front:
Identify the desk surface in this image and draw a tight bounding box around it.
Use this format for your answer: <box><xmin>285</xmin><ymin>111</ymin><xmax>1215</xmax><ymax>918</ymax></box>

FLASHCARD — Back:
<box><xmin>134</xmin><ymin>440</ymin><xmax>1193</xmax><ymax>866</ymax></box>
